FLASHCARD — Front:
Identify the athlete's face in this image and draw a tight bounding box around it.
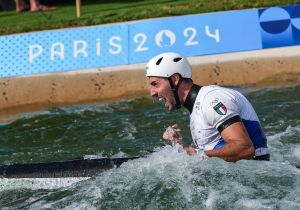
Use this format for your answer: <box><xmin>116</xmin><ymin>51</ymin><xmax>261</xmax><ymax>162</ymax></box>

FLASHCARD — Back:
<box><xmin>149</xmin><ymin>76</ymin><xmax>176</xmax><ymax>111</ymax></box>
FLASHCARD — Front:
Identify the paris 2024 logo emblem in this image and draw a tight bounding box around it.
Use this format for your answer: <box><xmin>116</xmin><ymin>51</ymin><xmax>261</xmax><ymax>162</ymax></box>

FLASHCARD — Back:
<box><xmin>259</xmin><ymin>5</ymin><xmax>300</xmax><ymax>48</ymax></box>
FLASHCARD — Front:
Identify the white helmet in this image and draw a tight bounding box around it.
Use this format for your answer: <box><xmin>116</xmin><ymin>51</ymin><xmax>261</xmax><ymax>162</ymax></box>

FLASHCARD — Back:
<box><xmin>145</xmin><ymin>52</ymin><xmax>192</xmax><ymax>78</ymax></box>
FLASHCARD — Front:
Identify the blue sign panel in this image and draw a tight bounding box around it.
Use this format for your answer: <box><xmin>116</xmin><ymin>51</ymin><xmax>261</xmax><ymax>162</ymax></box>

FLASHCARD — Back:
<box><xmin>0</xmin><ymin>25</ymin><xmax>128</xmax><ymax>77</ymax></box>
<box><xmin>0</xmin><ymin>4</ymin><xmax>300</xmax><ymax>78</ymax></box>
<box><xmin>129</xmin><ymin>9</ymin><xmax>262</xmax><ymax>63</ymax></box>
<box><xmin>259</xmin><ymin>5</ymin><xmax>300</xmax><ymax>48</ymax></box>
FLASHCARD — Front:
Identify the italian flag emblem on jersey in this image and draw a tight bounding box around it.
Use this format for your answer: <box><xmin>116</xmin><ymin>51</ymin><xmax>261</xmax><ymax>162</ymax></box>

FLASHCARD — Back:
<box><xmin>213</xmin><ymin>102</ymin><xmax>227</xmax><ymax>115</ymax></box>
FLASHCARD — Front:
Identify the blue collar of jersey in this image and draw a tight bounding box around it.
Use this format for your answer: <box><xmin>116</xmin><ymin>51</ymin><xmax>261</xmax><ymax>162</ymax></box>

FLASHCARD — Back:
<box><xmin>183</xmin><ymin>84</ymin><xmax>202</xmax><ymax>113</ymax></box>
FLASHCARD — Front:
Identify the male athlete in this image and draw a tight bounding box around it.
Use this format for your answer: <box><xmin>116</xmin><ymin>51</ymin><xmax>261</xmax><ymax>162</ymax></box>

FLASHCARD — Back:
<box><xmin>146</xmin><ymin>52</ymin><xmax>269</xmax><ymax>162</ymax></box>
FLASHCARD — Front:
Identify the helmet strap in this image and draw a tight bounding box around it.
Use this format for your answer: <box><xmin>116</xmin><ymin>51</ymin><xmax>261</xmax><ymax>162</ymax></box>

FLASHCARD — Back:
<box><xmin>168</xmin><ymin>75</ymin><xmax>183</xmax><ymax>109</ymax></box>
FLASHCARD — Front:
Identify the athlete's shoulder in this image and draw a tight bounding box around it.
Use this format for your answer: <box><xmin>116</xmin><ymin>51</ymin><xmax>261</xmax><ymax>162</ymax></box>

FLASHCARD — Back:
<box><xmin>201</xmin><ymin>85</ymin><xmax>232</xmax><ymax>102</ymax></box>
<box><xmin>200</xmin><ymin>85</ymin><xmax>240</xmax><ymax>128</ymax></box>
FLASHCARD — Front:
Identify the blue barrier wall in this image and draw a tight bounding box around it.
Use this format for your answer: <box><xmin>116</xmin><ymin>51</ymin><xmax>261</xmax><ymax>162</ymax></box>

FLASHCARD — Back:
<box><xmin>0</xmin><ymin>4</ymin><xmax>299</xmax><ymax>78</ymax></box>
<box><xmin>129</xmin><ymin>9</ymin><xmax>261</xmax><ymax>63</ymax></box>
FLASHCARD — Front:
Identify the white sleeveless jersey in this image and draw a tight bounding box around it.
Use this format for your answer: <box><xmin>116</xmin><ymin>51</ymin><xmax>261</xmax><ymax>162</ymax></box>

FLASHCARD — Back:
<box><xmin>190</xmin><ymin>85</ymin><xmax>269</xmax><ymax>156</ymax></box>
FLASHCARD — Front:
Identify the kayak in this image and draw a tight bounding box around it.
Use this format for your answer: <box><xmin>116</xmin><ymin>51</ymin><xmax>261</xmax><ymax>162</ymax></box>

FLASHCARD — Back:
<box><xmin>0</xmin><ymin>156</ymin><xmax>139</xmax><ymax>190</ymax></box>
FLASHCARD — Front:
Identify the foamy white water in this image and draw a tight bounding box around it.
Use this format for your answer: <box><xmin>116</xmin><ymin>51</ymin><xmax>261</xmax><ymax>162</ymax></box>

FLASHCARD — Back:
<box><xmin>0</xmin><ymin>177</ymin><xmax>89</xmax><ymax>191</ymax></box>
<box><xmin>23</xmin><ymin>145</ymin><xmax>300</xmax><ymax>209</ymax></box>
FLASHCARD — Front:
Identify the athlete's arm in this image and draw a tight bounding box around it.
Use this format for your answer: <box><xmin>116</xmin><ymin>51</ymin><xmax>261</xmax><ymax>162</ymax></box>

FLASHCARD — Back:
<box><xmin>204</xmin><ymin>120</ymin><xmax>255</xmax><ymax>162</ymax></box>
<box><xmin>201</xmin><ymin>89</ymin><xmax>255</xmax><ymax>162</ymax></box>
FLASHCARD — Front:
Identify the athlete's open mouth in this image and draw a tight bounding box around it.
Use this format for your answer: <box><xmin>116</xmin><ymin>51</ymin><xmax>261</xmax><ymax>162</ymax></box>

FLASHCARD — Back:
<box><xmin>153</xmin><ymin>97</ymin><xmax>166</xmax><ymax>105</ymax></box>
<box><xmin>153</xmin><ymin>97</ymin><xmax>168</xmax><ymax>108</ymax></box>
<box><xmin>159</xmin><ymin>97</ymin><xmax>171</xmax><ymax>109</ymax></box>
<box><xmin>158</xmin><ymin>97</ymin><xmax>166</xmax><ymax>102</ymax></box>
